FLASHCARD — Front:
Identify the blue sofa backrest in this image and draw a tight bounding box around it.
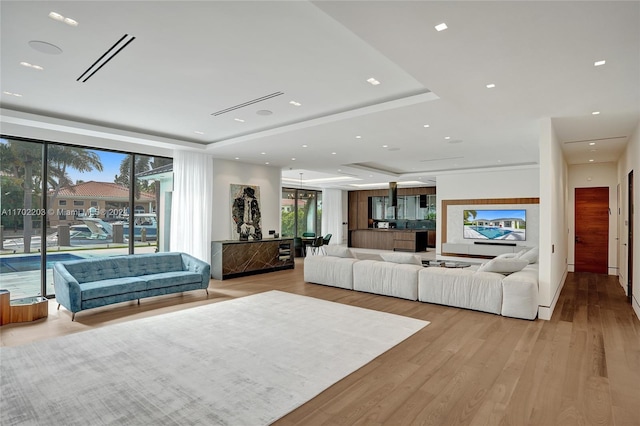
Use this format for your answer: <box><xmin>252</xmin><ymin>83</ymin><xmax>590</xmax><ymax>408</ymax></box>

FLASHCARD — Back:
<box><xmin>60</xmin><ymin>253</ymin><xmax>184</xmax><ymax>284</ymax></box>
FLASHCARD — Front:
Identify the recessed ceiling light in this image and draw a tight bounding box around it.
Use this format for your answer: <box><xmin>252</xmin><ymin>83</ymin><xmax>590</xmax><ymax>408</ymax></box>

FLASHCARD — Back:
<box><xmin>265</xmin><ymin>162</ymin><xmax>270</xmax><ymax>165</ymax></box>
<box><xmin>594</xmin><ymin>60</ymin><xmax>606</xmax><ymax>67</ymax></box>
<box><xmin>589</xmin><ymin>159</ymin><xmax>594</xmax><ymax>162</ymax></box>
<box><xmin>589</xmin><ymin>142</ymin><xmax>596</xmax><ymax>146</ymax></box>
<box><xmin>435</xmin><ymin>23</ymin><xmax>448</xmax><ymax>31</ymax></box>
<box><xmin>289</xmin><ymin>101</ymin><xmax>301</xmax><ymax>106</ymax></box>
<box><xmin>48</xmin><ymin>11</ymin><xmax>64</xmax><ymax>21</ymax></box>
<box><xmin>235</xmin><ymin>157</ymin><xmax>240</xmax><ymax>160</ymax></box>
<box><xmin>486</xmin><ymin>83</ymin><xmax>496</xmax><ymax>89</ymax></box>
<box><xmin>302</xmin><ymin>144</ymin><xmax>308</xmax><ymax>148</ymax></box>
<box><xmin>423</xmin><ymin>124</ymin><xmax>430</xmax><ymax>128</ymax></box>
<box><xmin>338</xmin><ymin>169</ymin><xmax>342</xmax><ymax>172</ymax></box>
<box><xmin>592</xmin><ymin>111</ymin><xmax>600</xmax><ymax>115</ymax></box>
<box><xmin>291</xmin><ymin>158</ymin><xmax>296</xmax><ymax>161</ymax></box>
<box><xmin>49</xmin><ymin>11</ymin><xmax>78</xmax><ymax>26</ymax></box>
<box><xmin>3</xmin><ymin>91</ymin><xmax>23</xmax><ymax>97</ymax></box>
<box><xmin>234</xmin><ymin>118</ymin><xmax>245</xmax><ymax>122</ymax></box>
<box><xmin>366</xmin><ymin>77</ymin><xmax>380</xmax><ymax>85</ymax></box>
<box><xmin>256</xmin><ymin>109</ymin><xmax>272</xmax><ymax>116</ymax></box>
<box><xmin>355</xmin><ymin>135</ymin><xmax>362</xmax><ymax>139</ymax></box>
<box><xmin>20</xmin><ymin>62</ymin><xmax>44</xmax><ymax>70</ymax></box>
<box><xmin>331</xmin><ymin>152</ymin><xmax>337</xmax><ymax>155</ymax></box>
<box><xmin>260</xmin><ymin>152</ymin><xmax>266</xmax><ymax>155</ymax></box>
<box><xmin>194</xmin><ymin>131</ymin><xmax>204</xmax><ymax>135</ymax></box>
<box><xmin>382</xmin><ymin>145</ymin><xmax>388</xmax><ymax>148</ymax></box>
<box><xmin>444</xmin><ymin>136</ymin><xmax>451</xmax><ymax>140</ymax></box>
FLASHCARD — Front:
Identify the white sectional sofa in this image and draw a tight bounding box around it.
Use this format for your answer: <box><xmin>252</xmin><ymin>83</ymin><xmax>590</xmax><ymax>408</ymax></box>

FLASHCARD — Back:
<box><xmin>353</xmin><ymin>259</ymin><xmax>422</xmax><ymax>300</ymax></box>
<box><xmin>304</xmin><ymin>246</ymin><xmax>540</xmax><ymax>320</ymax></box>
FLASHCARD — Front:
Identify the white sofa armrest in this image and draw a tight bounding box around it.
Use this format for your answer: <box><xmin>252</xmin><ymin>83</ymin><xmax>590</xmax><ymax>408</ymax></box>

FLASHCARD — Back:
<box><xmin>501</xmin><ymin>265</ymin><xmax>539</xmax><ymax>320</ymax></box>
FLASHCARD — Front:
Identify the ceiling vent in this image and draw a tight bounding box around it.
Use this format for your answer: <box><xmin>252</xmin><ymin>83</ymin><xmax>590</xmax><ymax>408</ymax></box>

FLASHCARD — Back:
<box><xmin>211</xmin><ymin>92</ymin><xmax>284</xmax><ymax>116</ymax></box>
<box><xmin>77</xmin><ymin>34</ymin><xmax>136</xmax><ymax>83</ymax></box>
<box><xmin>563</xmin><ymin>136</ymin><xmax>626</xmax><ymax>144</ymax></box>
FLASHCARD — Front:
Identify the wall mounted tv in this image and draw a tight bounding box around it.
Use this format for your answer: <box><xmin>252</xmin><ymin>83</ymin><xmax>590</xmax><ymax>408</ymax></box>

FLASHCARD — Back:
<box><xmin>463</xmin><ymin>209</ymin><xmax>526</xmax><ymax>241</ymax></box>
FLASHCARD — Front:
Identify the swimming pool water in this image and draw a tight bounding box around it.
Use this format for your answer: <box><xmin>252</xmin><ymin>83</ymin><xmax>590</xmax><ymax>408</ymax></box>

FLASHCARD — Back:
<box><xmin>0</xmin><ymin>253</ymin><xmax>84</xmax><ymax>273</ymax></box>
<box><xmin>469</xmin><ymin>226</ymin><xmax>514</xmax><ymax>240</ymax></box>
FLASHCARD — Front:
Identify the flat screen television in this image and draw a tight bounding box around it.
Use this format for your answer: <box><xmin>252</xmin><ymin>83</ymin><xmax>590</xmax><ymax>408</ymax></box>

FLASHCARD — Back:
<box><xmin>463</xmin><ymin>209</ymin><xmax>526</xmax><ymax>241</ymax></box>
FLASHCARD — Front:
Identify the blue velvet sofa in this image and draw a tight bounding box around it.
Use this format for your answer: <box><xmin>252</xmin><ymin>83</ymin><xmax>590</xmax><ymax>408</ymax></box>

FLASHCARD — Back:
<box><xmin>53</xmin><ymin>252</ymin><xmax>210</xmax><ymax>320</ymax></box>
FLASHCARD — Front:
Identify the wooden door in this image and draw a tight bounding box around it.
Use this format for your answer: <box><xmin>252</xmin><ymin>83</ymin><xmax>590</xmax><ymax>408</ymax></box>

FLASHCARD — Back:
<box><xmin>575</xmin><ymin>187</ymin><xmax>609</xmax><ymax>273</ymax></box>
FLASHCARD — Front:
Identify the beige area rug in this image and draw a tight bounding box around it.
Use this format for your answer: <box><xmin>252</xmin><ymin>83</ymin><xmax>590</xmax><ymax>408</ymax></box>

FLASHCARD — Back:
<box><xmin>1</xmin><ymin>290</ymin><xmax>429</xmax><ymax>425</ymax></box>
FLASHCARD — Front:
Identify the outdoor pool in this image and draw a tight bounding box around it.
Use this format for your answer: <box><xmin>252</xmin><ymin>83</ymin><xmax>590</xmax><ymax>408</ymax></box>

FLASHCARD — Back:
<box><xmin>469</xmin><ymin>226</ymin><xmax>514</xmax><ymax>240</ymax></box>
<box><xmin>0</xmin><ymin>253</ymin><xmax>85</xmax><ymax>273</ymax></box>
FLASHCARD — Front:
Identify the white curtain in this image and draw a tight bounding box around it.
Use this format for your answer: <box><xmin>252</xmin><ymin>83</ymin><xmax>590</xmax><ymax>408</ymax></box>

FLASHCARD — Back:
<box><xmin>321</xmin><ymin>189</ymin><xmax>343</xmax><ymax>245</ymax></box>
<box><xmin>170</xmin><ymin>150</ymin><xmax>213</xmax><ymax>262</ymax></box>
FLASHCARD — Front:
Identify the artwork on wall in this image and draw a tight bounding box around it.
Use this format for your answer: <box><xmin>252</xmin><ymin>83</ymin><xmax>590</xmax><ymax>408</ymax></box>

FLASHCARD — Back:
<box><xmin>231</xmin><ymin>184</ymin><xmax>262</xmax><ymax>241</ymax></box>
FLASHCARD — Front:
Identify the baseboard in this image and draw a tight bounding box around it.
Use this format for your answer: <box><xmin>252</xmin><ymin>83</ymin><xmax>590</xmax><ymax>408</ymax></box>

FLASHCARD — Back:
<box><xmin>538</xmin><ymin>267</ymin><xmax>568</xmax><ymax>320</ymax></box>
<box><xmin>633</xmin><ymin>294</ymin><xmax>640</xmax><ymax>322</ymax></box>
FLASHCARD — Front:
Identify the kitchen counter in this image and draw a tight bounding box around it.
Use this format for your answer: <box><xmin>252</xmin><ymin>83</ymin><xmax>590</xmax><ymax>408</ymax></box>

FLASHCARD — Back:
<box><xmin>349</xmin><ymin>229</ymin><xmax>433</xmax><ymax>252</ymax></box>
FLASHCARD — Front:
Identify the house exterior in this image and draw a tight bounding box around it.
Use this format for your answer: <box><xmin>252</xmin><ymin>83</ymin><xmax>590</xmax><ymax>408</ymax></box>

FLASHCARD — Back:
<box><xmin>48</xmin><ymin>181</ymin><xmax>156</xmax><ymax>227</ymax></box>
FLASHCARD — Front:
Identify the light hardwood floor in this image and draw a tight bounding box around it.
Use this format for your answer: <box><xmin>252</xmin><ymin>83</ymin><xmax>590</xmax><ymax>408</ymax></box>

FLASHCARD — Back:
<box><xmin>1</xmin><ymin>258</ymin><xmax>639</xmax><ymax>425</ymax></box>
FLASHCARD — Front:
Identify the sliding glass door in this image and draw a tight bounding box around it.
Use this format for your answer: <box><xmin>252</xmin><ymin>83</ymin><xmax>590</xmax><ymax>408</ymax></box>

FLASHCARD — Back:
<box><xmin>0</xmin><ymin>138</ymin><xmax>44</xmax><ymax>299</ymax></box>
<box><xmin>1</xmin><ymin>136</ymin><xmax>172</xmax><ymax>300</ymax></box>
<box><xmin>281</xmin><ymin>188</ymin><xmax>323</xmax><ymax>238</ymax></box>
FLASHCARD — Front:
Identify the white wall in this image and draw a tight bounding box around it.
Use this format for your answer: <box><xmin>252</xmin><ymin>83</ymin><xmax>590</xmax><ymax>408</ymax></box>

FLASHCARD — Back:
<box><xmin>617</xmin><ymin>121</ymin><xmax>640</xmax><ymax>321</ymax></box>
<box><xmin>567</xmin><ymin>163</ymin><xmax>618</xmax><ymax>275</ymax></box>
<box><xmin>436</xmin><ymin>167</ymin><xmax>540</xmax><ymax>252</ymax></box>
<box><xmin>539</xmin><ymin>118</ymin><xmax>570</xmax><ymax>320</ymax></box>
<box><xmin>210</xmin><ymin>159</ymin><xmax>282</xmax><ymax>242</ymax></box>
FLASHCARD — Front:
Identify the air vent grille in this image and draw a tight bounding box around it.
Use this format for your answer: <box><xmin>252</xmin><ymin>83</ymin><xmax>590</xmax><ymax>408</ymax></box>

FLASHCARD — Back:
<box><xmin>211</xmin><ymin>92</ymin><xmax>284</xmax><ymax>116</ymax></box>
<box><xmin>77</xmin><ymin>34</ymin><xmax>135</xmax><ymax>83</ymax></box>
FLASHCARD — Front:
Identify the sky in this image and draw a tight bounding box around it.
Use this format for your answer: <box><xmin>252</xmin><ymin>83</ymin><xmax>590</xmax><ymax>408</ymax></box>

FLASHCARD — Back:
<box><xmin>465</xmin><ymin>209</ymin><xmax>526</xmax><ymax>221</ymax></box>
<box><xmin>68</xmin><ymin>150</ymin><xmax>125</xmax><ymax>184</ymax></box>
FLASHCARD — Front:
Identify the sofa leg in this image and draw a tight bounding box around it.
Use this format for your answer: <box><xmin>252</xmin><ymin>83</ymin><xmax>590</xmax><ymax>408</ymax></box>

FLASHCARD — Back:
<box><xmin>57</xmin><ymin>303</ymin><xmax>60</xmax><ymax>310</ymax></box>
<box><xmin>137</xmin><ymin>299</ymin><xmax>140</xmax><ymax>305</ymax></box>
<box><xmin>71</xmin><ymin>312</ymin><xmax>76</xmax><ymax>321</ymax></box>
<box><xmin>205</xmin><ymin>289</ymin><xmax>209</xmax><ymax>296</ymax></box>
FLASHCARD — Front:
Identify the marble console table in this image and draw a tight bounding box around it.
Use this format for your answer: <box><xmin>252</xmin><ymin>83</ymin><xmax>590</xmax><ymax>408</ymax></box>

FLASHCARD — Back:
<box><xmin>211</xmin><ymin>238</ymin><xmax>294</xmax><ymax>280</ymax></box>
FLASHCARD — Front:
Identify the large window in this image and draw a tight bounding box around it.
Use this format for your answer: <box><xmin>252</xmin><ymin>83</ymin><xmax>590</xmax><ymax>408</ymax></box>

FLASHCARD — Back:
<box><xmin>0</xmin><ymin>136</ymin><xmax>172</xmax><ymax>300</ymax></box>
<box><xmin>281</xmin><ymin>188</ymin><xmax>323</xmax><ymax>237</ymax></box>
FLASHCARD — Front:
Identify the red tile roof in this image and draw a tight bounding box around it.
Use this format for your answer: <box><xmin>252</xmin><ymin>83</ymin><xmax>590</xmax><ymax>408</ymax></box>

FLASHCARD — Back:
<box><xmin>52</xmin><ymin>181</ymin><xmax>155</xmax><ymax>200</ymax></box>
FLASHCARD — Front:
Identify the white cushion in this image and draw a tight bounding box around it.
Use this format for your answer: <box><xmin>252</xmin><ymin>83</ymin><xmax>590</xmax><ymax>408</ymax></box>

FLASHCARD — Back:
<box><xmin>303</xmin><ymin>256</ymin><xmax>358</xmax><ymax>290</ymax></box>
<box><xmin>418</xmin><ymin>268</ymin><xmax>503</xmax><ymax>315</ymax></box>
<box><xmin>478</xmin><ymin>258</ymin><xmax>528</xmax><ymax>274</ymax></box>
<box><xmin>324</xmin><ymin>245</ymin><xmax>354</xmax><ymax>258</ymax></box>
<box><xmin>496</xmin><ymin>252</ymin><xmax>519</xmax><ymax>259</ymax></box>
<box><xmin>520</xmin><ymin>247</ymin><xmax>539</xmax><ymax>264</ymax></box>
<box><xmin>353</xmin><ymin>260</ymin><xmax>420</xmax><ymax>300</ymax></box>
<box><xmin>380</xmin><ymin>252</ymin><xmax>422</xmax><ymax>265</ymax></box>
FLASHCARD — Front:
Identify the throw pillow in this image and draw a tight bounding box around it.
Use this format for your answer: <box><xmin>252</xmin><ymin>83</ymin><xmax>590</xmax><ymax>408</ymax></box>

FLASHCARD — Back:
<box><xmin>324</xmin><ymin>245</ymin><xmax>354</xmax><ymax>258</ymax></box>
<box><xmin>520</xmin><ymin>246</ymin><xmax>539</xmax><ymax>264</ymax></box>
<box><xmin>478</xmin><ymin>257</ymin><xmax>528</xmax><ymax>274</ymax></box>
<box><xmin>496</xmin><ymin>252</ymin><xmax>519</xmax><ymax>259</ymax></box>
<box><xmin>380</xmin><ymin>252</ymin><xmax>422</xmax><ymax>265</ymax></box>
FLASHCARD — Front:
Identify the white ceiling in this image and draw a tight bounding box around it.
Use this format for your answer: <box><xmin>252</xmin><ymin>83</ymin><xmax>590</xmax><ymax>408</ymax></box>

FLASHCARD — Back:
<box><xmin>1</xmin><ymin>1</ymin><xmax>638</xmax><ymax>190</ymax></box>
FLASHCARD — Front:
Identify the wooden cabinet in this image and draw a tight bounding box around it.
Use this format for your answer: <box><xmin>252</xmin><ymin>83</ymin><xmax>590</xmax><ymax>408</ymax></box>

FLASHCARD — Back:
<box><xmin>211</xmin><ymin>238</ymin><xmax>294</xmax><ymax>280</ymax></box>
<box><xmin>350</xmin><ymin>230</ymin><xmax>427</xmax><ymax>252</ymax></box>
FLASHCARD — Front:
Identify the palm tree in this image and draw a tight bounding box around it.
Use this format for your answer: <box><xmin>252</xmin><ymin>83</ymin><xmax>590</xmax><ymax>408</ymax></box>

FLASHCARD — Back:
<box><xmin>1</xmin><ymin>140</ymin><xmax>42</xmax><ymax>252</ymax></box>
<box><xmin>1</xmin><ymin>141</ymin><xmax>104</xmax><ymax>253</ymax></box>
<box><xmin>463</xmin><ymin>210</ymin><xmax>477</xmax><ymax>224</ymax></box>
<box><xmin>47</xmin><ymin>146</ymin><xmax>103</xmax><ymax>208</ymax></box>
<box><xmin>115</xmin><ymin>155</ymin><xmax>171</xmax><ymax>199</ymax></box>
